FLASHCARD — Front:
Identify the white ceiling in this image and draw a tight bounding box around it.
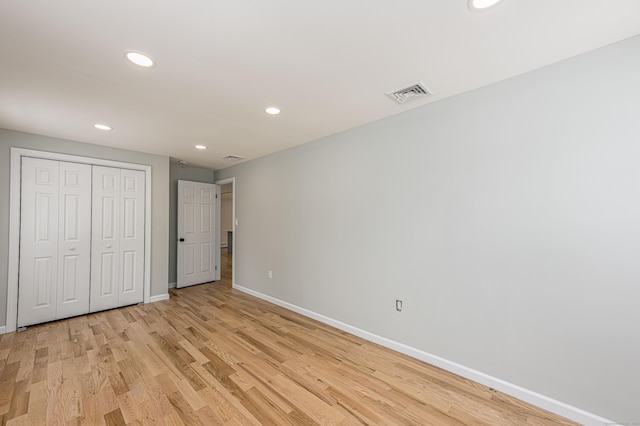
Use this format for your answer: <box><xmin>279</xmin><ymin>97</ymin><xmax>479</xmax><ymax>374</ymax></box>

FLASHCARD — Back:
<box><xmin>2</xmin><ymin>1</ymin><xmax>640</xmax><ymax>170</ymax></box>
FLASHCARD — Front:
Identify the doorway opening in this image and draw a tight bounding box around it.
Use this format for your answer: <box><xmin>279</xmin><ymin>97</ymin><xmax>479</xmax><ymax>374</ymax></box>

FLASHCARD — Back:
<box><xmin>216</xmin><ymin>177</ymin><xmax>235</xmax><ymax>288</ymax></box>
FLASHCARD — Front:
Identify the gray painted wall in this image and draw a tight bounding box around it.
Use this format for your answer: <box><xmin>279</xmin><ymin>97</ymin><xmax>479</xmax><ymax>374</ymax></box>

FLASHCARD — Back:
<box><xmin>216</xmin><ymin>35</ymin><xmax>640</xmax><ymax>421</ymax></box>
<box><xmin>0</xmin><ymin>129</ymin><xmax>170</xmax><ymax>326</ymax></box>
<box><xmin>168</xmin><ymin>162</ymin><xmax>215</xmax><ymax>285</ymax></box>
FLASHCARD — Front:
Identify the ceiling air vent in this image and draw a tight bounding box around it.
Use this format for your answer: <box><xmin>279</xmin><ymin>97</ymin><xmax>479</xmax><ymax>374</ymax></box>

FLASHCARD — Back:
<box><xmin>222</xmin><ymin>155</ymin><xmax>244</xmax><ymax>161</ymax></box>
<box><xmin>386</xmin><ymin>81</ymin><xmax>431</xmax><ymax>104</ymax></box>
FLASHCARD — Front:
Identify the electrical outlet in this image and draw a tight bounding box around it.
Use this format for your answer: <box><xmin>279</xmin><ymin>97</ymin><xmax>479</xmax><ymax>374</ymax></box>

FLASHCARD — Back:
<box><xmin>268</xmin><ymin>270</ymin><xmax>273</xmax><ymax>279</ymax></box>
<box><xmin>396</xmin><ymin>299</ymin><xmax>403</xmax><ymax>312</ymax></box>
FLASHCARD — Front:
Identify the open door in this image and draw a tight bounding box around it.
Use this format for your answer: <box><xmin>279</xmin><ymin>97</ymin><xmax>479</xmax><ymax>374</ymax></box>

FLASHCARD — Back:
<box><xmin>177</xmin><ymin>180</ymin><xmax>220</xmax><ymax>288</ymax></box>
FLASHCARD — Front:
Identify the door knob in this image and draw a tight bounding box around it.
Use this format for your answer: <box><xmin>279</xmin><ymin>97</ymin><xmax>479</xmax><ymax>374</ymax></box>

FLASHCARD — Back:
<box><xmin>179</xmin><ymin>238</ymin><xmax>185</xmax><ymax>242</ymax></box>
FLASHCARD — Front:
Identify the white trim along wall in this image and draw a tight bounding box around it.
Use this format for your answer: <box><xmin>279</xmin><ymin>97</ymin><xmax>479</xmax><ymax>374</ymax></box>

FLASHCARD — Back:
<box><xmin>234</xmin><ymin>285</ymin><xmax>614</xmax><ymax>426</ymax></box>
<box><xmin>6</xmin><ymin>147</ymin><xmax>155</xmax><ymax>333</ymax></box>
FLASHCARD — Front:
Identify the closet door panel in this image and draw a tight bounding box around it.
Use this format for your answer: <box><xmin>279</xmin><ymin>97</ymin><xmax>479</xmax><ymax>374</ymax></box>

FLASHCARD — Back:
<box><xmin>57</xmin><ymin>161</ymin><xmax>91</xmax><ymax>318</ymax></box>
<box><xmin>119</xmin><ymin>169</ymin><xmax>145</xmax><ymax>306</ymax></box>
<box><xmin>90</xmin><ymin>166</ymin><xmax>120</xmax><ymax>312</ymax></box>
<box><xmin>18</xmin><ymin>158</ymin><xmax>59</xmax><ymax>327</ymax></box>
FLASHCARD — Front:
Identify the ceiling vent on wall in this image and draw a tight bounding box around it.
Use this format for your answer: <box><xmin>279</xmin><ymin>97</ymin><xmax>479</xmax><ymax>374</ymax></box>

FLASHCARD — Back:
<box><xmin>222</xmin><ymin>154</ymin><xmax>244</xmax><ymax>161</ymax></box>
<box><xmin>386</xmin><ymin>81</ymin><xmax>431</xmax><ymax>104</ymax></box>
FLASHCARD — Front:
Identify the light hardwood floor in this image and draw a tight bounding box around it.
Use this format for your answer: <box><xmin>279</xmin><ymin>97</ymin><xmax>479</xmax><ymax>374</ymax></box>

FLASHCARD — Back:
<box><xmin>0</xmin><ymin>249</ymin><xmax>578</xmax><ymax>425</ymax></box>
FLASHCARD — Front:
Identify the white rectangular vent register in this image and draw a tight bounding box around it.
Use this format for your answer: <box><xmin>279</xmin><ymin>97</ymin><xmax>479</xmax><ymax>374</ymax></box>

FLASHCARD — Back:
<box><xmin>386</xmin><ymin>81</ymin><xmax>431</xmax><ymax>104</ymax></box>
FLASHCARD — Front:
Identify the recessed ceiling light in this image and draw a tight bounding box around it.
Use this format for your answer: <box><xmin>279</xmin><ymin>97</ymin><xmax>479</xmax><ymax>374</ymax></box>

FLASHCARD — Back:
<box><xmin>125</xmin><ymin>51</ymin><xmax>156</xmax><ymax>68</ymax></box>
<box><xmin>195</xmin><ymin>145</ymin><xmax>207</xmax><ymax>150</ymax></box>
<box><xmin>468</xmin><ymin>0</ymin><xmax>504</xmax><ymax>12</ymax></box>
<box><xmin>265</xmin><ymin>107</ymin><xmax>281</xmax><ymax>115</ymax></box>
<box><xmin>94</xmin><ymin>124</ymin><xmax>112</xmax><ymax>131</ymax></box>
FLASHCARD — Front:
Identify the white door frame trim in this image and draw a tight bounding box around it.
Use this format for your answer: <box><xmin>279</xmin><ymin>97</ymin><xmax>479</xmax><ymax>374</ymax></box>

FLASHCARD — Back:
<box><xmin>6</xmin><ymin>147</ymin><xmax>152</xmax><ymax>333</ymax></box>
<box><xmin>215</xmin><ymin>177</ymin><xmax>235</xmax><ymax>287</ymax></box>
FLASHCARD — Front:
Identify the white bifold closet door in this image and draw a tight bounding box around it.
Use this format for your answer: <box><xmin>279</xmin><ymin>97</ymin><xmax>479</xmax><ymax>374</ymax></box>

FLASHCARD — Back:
<box><xmin>90</xmin><ymin>166</ymin><xmax>145</xmax><ymax>312</ymax></box>
<box><xmin>18</xmin><ymin>158</ymin><xmax>92</xmax><ymax>327</ymax></box>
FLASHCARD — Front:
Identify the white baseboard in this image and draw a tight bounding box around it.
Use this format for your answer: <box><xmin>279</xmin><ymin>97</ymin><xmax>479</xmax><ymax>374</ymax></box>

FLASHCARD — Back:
<box><xmin>233</xmin><ymin>284</ymin><xmax>614</xmax><ymax>426</ymax></box>
<box><xmin>0</xmin><ymin>325</ymin><xmax>6</xmax><ymax>335</ymax></box>
<box><xmin>148</xmin><ymin>293</ymin><xmax>170</xmax><ymax>303</ymax></box>
<box><xmin>168</xmin><ymin>282</ymin><xmax>177</xmax><ymax>289</ymax></box>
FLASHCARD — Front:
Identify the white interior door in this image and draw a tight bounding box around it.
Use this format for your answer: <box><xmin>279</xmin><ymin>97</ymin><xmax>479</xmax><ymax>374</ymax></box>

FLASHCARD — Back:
<box><xmin>18</xmin><ymin>158</ymin><xmax>91</xmax><ymax>327</ymax></box>
<box><xmin>91</xmin><ymin>166</ymin><xmax>145</xmax><ymax>311</ymax></box>
<box><xmin>177</xmin><ymin>180</ymin><xmax>220</xmax><ymax>287</ymax></box>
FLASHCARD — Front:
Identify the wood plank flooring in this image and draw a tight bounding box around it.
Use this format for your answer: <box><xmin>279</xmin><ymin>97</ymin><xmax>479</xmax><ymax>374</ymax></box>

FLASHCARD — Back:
<box><xmin>0</xmin><ymin>250</ymin><xmax>578</xmax><ymax>425</ymax></box>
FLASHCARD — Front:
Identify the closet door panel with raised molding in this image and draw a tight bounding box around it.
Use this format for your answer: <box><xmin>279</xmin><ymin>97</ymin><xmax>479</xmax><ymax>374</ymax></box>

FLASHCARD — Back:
<box><xmin>57</xmin><ymin>161</ymin><xmax>92</xmax><ymax>318</ymax></box>
<box><xmin>118</xmin><ymin>168</ymin><xmax>145</xmax><ymax>306</ymax></box>
<box><xmin>18</xmin><ymin>158</ymin><xmax>60</xmax><ymax>327</ymax></box>
<box><xmin>18</xmin><ymin>158</ymin><xmax>91</xmax><ymax>327</ymax></box>
<box><xmin>90</xmin><ymin>166</ymin><xmax>145</xmax><ymax>312</ymax></box>
<box><xmin>90</xmin><ymin>166</ymin><xmax>121</xmax><ymax>312</ymax></box>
